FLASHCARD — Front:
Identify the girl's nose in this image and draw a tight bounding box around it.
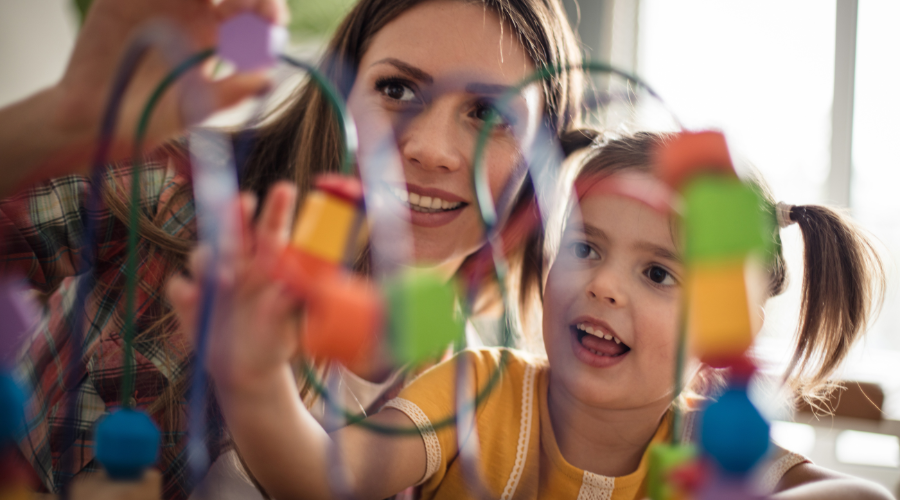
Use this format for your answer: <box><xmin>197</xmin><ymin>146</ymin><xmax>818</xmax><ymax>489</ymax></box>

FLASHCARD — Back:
<box><xmin>398</xmin><ymin>101</ymin><xmax>466</xmax><ymax>173</ymax></box>
<box><xmin>585</xmin><ymin>265</ymin><xmax>628</xmax><ymax>308</ymax></box>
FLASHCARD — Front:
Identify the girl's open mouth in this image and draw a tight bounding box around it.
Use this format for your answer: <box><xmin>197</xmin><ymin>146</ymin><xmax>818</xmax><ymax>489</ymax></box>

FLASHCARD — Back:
<box><xmin>570</xmin><ymin>322</ymin><xmax>631</xmax><ymax>367</ymax></box>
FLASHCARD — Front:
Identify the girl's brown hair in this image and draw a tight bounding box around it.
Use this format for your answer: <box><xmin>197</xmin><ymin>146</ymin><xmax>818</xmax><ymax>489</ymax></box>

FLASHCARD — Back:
<box><xmin>515</xmin><ymin>131</ymin><xmax>886</xmax><ymax>405</ymax></box>
<box><xmin>102</xmin><ymin>0</ymin><xmax>584</xmax><ymax>472</ymax></box>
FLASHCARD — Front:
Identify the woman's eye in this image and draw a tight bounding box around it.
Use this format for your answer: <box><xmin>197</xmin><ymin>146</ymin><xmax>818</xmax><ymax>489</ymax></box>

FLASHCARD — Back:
<box><xmin>471</xmin><ymin>100</ymin><xmax>513</xmax><ymax>128</ymax></box>
<box><xmin>377</xmin><ymin>79</ymin><xmax>417</xmax><ymax>102</ymax></box>
<box><xmin>646</xmin><ymin>265</ymin><xmax>676</xmax><ymax>286</ymax></box>
<box><xmin>571</xmin><ymin>242</ymin><xmax>599</xmax><ymax>260</ymax></box>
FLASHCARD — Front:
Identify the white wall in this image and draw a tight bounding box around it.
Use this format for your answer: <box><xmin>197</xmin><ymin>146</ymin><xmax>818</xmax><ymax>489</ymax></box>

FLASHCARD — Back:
<box><xmin>0</xmin><ymin>0</ymin><xmax>77</xmax><ymax>107</ymax></box>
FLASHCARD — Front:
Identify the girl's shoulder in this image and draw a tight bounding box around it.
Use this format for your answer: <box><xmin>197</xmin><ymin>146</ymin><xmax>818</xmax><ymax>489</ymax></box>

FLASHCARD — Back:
<box><xmin>764</xmin><ymin>444</ymin><xmax>893</xmax><ymax>499</ymax></box>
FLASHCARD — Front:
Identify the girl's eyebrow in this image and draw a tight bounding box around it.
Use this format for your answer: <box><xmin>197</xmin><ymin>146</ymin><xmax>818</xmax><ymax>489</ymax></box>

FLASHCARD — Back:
<box><xmin>371</xmin><ymin>58</ymin><xmax>434</xmax><ymax>84</ymax></box>
<box><xmin>633</xmin><ymin>241</ymin><xmax>681</xmax><ymax>264</ymax></box>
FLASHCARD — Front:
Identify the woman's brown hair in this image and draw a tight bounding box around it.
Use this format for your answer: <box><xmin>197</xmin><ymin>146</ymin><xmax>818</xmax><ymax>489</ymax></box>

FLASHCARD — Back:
<box><xmin>101</xmin><ymin>0</ymin><xmax>584</xmax><ymax>473</ymax></box>
<box><xmin>515</xmin><ymin>131</ymin><xmax>886</xmax><ymax>405</ymax></box>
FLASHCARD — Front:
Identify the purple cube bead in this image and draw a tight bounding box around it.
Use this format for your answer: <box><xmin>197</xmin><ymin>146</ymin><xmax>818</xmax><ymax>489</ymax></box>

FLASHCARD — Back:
<box><xmin>218</xmin><ymin>13</ymin><xmax>287</xmax><ymax>72</ymax></box>
<box><xmin>0</xmin><ymin>277</ymin><xmax>38</xmax><ymax>367</ymax></box>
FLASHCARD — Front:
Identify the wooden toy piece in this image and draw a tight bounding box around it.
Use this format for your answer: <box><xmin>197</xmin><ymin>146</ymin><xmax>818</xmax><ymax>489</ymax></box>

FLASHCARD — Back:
<box><xmin>386</xmin><ymin>269</ymin><xmax>464</xmax><ymax>365</ymax></box>
<box><xmin>94</xmin><ymin>410</ymin><xmax>161</xmax><ymax>481</ymax></box>
<box><xmin>302</xmin><ymin>275</ymin><xmax>383</xmax><ymax>369</ymax></box>
<box><xmin>687</xmin><ymin>261</ymin><xmax>754</xmax><ymax>367</ymax></box>
<box><xmin>682</xmin><ymin>176</ymin><xmax>774</xmax><ymax>265</ymax></box>
<box><xmin>699</xmin><ymin>386</ymin><xmax>769</xmax><ymax>475</ymax></box>
<box><xmin>289</xmin><ymin>175</ymin><xmax>365</xmax><ymax>269</ymax></box>
<box><xmin>654</xmin><ymin>130</ymin><xmax>736</xmax><ymax>189</ymax></box>
<box><xmin>647</xmin><ymin>443</ymin><xmax>697</xmax><ymax>500</ymax></box>
<box><xmin>0</xmin><ymin>450</ymin><xmax>38</xmax><ymax>500</ymax></box>
<box><xmin>68</xmin><ymin>470</ymin><xmax>161</xmax><ymax>500</ymax></box>
<box><xmin>218</xmin><ymin>13</ymin><xmax>288</xmax><ymax>72</ymax></box>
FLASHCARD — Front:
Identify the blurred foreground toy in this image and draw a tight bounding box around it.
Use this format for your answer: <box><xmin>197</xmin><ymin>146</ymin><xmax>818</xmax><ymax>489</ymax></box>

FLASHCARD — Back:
<box><xmin>649</xmin><ymin>131</ymin><xmax>774</xmax><ymax>499</ymax></box>
<box><xmin>278</xmin><ymin>175</ymin><xmax>463</xmax><ymax>368</ymax></box>
<box><xmin>94</xmin><ymin>409</ymin><xmax>161</xmax><ymax>481</ymax></box>
<box><xmin>218</xmin><ymin>13</ymin><xmax>288</xmax><ymax>71</ymax></box>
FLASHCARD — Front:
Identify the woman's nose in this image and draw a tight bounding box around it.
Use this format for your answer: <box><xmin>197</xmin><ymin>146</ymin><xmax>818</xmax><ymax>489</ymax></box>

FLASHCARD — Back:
<box><xmin>398</xmin><ymin>101</ymin><xmax>466</xmax><ymax>173</ymax></box>
<box><xmin>585</xmin><ymin>264</ymin><xmax>628</xmax><ymax>308</ymax></box>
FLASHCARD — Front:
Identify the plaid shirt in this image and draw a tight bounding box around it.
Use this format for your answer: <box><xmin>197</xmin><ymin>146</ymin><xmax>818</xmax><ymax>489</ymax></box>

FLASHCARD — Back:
<box><xmin>0</xmin><ymin>148</ymin><xmax>224</xmax><ymax>500</ymax></box>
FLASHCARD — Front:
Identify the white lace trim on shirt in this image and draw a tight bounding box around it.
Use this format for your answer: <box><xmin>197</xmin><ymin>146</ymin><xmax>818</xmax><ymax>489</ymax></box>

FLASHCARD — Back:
<box><xmin>576</xmin><ymin>471</ymin><xmax>615</xmax><ymax>500</ymax></box>
<box><xmin>383</xmin><ymin>398</ymin><xmax>441</xmax><ymax>485</ymax></box>
<box><xmin>758</xmin><ymin>451</ymin><xmax>811</xmax><ymax>494</ymax></box>
<box><xmin>500</xmin><ymin>364</ymin><xmax>537</xmax><ymax>500</ymax></box>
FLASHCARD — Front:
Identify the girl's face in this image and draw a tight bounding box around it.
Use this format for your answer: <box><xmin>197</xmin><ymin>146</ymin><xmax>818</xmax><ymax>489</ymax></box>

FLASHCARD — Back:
<box><xmin>543</xmin><ymin>171</ymin><xmax>684</xmax><ymax>411</ymax></box>
<box><xmin>347</xmin><ymin>0</ymin><xmax>544</xmax><ymax>266</ymax></box>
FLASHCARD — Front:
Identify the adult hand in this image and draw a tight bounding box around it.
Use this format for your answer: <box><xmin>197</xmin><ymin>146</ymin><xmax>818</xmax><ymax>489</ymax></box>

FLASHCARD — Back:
<box><xmin>0</xmin><ymin>0</ymin><xmax>289</xmax><ymax>196</ymax></box>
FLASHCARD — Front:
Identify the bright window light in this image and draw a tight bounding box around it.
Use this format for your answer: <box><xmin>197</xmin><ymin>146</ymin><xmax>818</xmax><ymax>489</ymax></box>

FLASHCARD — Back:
<box><xmin>770</xmin><ymin>421</ymin><xmax>816</xmax><ymax>456</ymax></box>
<box><xmin>835</xmin><ymin>430</ymin><xmax>900</xmax><ymax>468</ymax></box>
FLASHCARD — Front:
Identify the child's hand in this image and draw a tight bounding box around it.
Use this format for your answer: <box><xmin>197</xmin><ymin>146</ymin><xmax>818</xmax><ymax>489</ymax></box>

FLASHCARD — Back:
<box><xmin>167</xmin><ymin>182</ymin><xmax>302</xmax><ymax>394</ymax></box>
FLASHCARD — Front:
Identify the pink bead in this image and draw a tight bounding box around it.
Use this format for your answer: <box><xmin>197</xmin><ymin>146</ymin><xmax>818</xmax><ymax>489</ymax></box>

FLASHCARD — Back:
<box><xmin>218</xmin><ymin>13</ymin><xmax>287</xmax><ymax>72</ymax></box>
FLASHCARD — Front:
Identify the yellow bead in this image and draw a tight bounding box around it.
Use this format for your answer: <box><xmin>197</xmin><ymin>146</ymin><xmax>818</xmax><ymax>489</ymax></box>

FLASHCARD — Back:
<box><xmin>687</xmin><ymin>261</ymin><xmax>753</xmax><ymax>362</ymax></box>
<box><xmin>291</xmin><ymin>191</ymin><xmax>359</xmax><ymax>265</ymax></box>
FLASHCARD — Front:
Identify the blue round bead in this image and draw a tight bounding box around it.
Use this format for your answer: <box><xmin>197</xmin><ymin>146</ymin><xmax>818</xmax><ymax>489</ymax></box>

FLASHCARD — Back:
<box><xmin>700</xmin><ymin>386</ymin><xmax>770</xmax><ymax>474</ymax></box>
<box><xmin>94</xmin><ymin>409</ymin><xmax>161</xmax><ymax>480</ymax></box>
<box><xmin>0</xmin><ymin>370</ymin><xmax>25</xmax><ymax>444</ymax></box>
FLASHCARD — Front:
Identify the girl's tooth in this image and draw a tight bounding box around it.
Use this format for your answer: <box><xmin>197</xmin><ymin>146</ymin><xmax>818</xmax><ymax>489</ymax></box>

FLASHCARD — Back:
<box><xmin>409</xmin><ymin>193</ymin><xmax>421</xmax><ymax>204</ymax></box>
<box><xmin>614</xmin><ymin>338</ymin><xmax>621</xmax><ymax>344</ymax></box>
<box><xmin>586</xmin><ymin>326</ymin><xmax>595</xmax><ymax>334</ymax></box>
<box><xmin>441</xmin><ymin>199</ymin><xmax>450</xmax><ymax>209</ymax></box>
<box><xmin>419</xmin><ymin>196</ymin><xmax>432</xmax><ymax>207</ymax></box>
<box><xmin>431</xmin><ymin>197</ymin><xmax>442</xmax><ymax>209</ymax></box>
<box><xmin>604</xmin><ymin>334</ymin><xmax>612</xmax><ymax>340</ymax></box>
<box><xmin>400</xmin><ymin>190</ymin><xmax>408</xmax><ymax>202</ymax></box>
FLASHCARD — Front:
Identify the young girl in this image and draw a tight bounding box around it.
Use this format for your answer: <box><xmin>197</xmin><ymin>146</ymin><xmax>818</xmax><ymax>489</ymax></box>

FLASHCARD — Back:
<box><xmin>169</xmin><ymin>131</ymin><xmax>892</xmax><ymax>499</ymax></box>
<box><xmin>0</xmin><ymin>0</ymin><xmax>581</xmax><ymax>496</ymax></box>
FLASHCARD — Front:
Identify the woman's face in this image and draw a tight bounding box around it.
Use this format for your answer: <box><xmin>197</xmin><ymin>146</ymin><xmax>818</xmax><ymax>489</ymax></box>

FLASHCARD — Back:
<box><xmin>348</xmin><ymin>0</ymin><xmax>544</xmax><ymax>267</ymax></box>
<box><xmin>542</xmin><ymin>172</ymin><xmax>684</xmax><ymax>411</ymax></box>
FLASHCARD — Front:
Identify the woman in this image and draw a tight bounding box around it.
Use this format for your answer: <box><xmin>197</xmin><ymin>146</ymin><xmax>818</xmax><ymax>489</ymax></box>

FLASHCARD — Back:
<box><xmin>0</xmin><ymin>0</ymin><xmax>583</xmax><ymax>498</ymax></box>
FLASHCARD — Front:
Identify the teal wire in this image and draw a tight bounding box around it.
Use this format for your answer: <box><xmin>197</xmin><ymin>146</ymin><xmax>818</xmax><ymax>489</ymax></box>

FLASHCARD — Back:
<box><xmin>121</xmin><ymin>48</ymin><xmax>216</xmax><ymax>409</ymax></box>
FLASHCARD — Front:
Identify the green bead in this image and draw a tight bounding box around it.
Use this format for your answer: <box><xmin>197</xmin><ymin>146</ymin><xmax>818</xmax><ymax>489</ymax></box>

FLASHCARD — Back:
<box><xmin>682</xmin><ymin>176</ymin><xmax>774</xmax><ymax>263</ymax></box>
<box><xmin>386</xmin><ymin>269</ymin><xmax>464</xmax><ymax>364</ymax></box>
<box><xmin>648</xmin><ymin>443</ymin><xmax>697</xmax><ymax>500</ymax></box>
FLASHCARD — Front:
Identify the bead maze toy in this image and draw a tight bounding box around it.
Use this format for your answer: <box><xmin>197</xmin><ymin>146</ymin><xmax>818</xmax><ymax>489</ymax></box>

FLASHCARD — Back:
<box><xmin>0</xmin><ymin>10</ymin><xmax>787</xmax><ymax>500</ymax></box>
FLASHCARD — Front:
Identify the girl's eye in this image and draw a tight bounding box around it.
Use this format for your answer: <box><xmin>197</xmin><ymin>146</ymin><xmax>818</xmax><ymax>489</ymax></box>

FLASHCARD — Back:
<box><xmin>646</xmin><ymin>265</ymin><xmax>676</xmax><ymax>286</ymax></box>
<box><xmin>570</xmin><ymin>242</ymin><xmax>599</xmax><ymax>260</ymax></box>
<box><xmin>376</xmin><ymin>79</ymin><xmax>417</xmax><ymax>102</ymax></box>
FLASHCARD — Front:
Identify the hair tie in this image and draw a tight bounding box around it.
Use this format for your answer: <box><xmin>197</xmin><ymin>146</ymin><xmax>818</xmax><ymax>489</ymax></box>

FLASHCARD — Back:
<box><xmin>775</xmin><ymin>202</ymin><xmax>796</xmax><ymax>229</ymax></box>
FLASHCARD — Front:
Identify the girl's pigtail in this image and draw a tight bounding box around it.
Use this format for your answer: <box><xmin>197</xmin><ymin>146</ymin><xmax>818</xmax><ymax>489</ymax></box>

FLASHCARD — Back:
<box><xmin>785</xmin><ymin>204</ymin><xmax>886</xmax><ymax>402</ymax></box>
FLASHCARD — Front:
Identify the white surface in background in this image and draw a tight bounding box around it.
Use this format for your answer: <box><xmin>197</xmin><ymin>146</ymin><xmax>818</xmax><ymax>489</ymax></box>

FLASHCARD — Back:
<box><xmin>836</xmin><ymin>430</ymin><xmax>900</xmax><ymax>468</ymax></box>
<box><xmin>771</xmin><ymin>421</ymin><xmax>816</xmax><ymax>456</ymax></box>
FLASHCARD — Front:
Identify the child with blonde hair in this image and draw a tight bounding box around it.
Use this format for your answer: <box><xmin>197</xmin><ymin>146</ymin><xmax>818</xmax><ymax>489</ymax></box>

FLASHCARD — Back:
<box><xmin>167</xmin><ymin>131</ymin><xmax>892</xmax><ymax>499</ymax></box>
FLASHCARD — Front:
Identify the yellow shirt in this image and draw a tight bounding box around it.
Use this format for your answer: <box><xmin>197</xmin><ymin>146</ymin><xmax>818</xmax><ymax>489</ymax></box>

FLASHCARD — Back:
<box><xmin>384</xmin><ymin>348</ymin><xmax>669</xmax><ymax>500</ymax></box>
